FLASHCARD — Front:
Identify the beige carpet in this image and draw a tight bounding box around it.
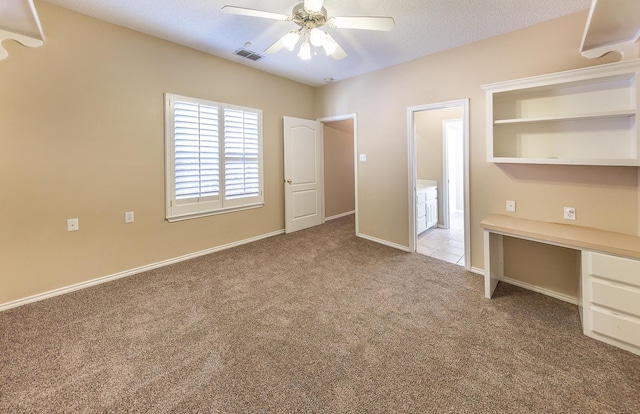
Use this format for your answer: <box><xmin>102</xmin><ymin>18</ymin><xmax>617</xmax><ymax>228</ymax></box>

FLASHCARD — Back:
<box><xmin>1</xmin><ymin>215</ymin><xmax>639</xmax><ymax>413</ymax></box>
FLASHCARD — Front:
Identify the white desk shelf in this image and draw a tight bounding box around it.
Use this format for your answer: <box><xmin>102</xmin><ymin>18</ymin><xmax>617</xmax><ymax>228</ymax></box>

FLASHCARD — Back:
<box><xmin>481</xmin><ymin>214</ymin><xmax>640</xmax><ymax>356</ymax></box>
<box><xmin>482</xmin><ymin>60</ymin><xmax>640</xmax><ymax>166</ymax></box>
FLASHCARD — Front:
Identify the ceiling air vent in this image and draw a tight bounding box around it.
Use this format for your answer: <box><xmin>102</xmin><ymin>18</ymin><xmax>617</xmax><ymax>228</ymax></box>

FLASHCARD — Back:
<box><xmin>234</xmin><ymin>48</ymin><xmax>263</xmax><ymax>61</ymax></box>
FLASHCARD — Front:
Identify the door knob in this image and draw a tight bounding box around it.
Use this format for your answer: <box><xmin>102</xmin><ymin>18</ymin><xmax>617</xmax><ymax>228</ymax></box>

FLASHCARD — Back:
<box><xmin>285</xmin><ymin>179</ymin><xmax>293</xmax><ymax>184</ymax></box>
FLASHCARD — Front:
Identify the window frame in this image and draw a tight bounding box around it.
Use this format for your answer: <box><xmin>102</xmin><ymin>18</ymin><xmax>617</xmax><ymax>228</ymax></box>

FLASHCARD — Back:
<box><xmin>164</xmin><ymin>93</ymin><xmax>264</xmax><ymax>222</ymax></box>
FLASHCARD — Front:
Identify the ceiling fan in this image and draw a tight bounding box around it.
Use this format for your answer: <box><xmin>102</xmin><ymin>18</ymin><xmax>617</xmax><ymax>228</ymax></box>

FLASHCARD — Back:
<box><xmin>222</xmin><ymin>0</ymin><xmax>395</xmax><ymax>60</ymax></box>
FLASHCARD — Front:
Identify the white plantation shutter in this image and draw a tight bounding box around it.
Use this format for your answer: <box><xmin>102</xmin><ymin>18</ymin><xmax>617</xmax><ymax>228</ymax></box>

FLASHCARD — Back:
<box><xmin>165</xmin><ymin>94</ymin><xmax>263</xmax><ymax>221</ymax></box>
<box><xmin>224</xmin><ymin>108</ymin><xmax>260</xmax><ymax>199</ymax></box>
<box><xmin>174</xmin><ymin>101</ymin><xmax>219</xmax><ymax>200</ymax></box>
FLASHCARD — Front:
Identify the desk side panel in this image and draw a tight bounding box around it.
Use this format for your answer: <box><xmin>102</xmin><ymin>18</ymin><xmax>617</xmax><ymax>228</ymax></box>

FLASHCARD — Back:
<box><xmin>484</xmin><ymin>230</ymin><xmax>503</xmax><ymax>298</ymax></box>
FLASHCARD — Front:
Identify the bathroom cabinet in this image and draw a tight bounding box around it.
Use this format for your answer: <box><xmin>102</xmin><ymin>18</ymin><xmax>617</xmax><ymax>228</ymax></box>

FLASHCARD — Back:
<box><xmin>417</xmin><ymin>181</ymin><xmax>438</xmax><ymax>233</ymax></box>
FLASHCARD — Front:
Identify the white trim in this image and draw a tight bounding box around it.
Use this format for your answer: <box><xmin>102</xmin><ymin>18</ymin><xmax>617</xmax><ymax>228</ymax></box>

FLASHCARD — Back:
<box><xmin>325</xmin><ymin>210</ymin><xmax>355</xmax><ymax>221</ymax></box>
<box><xmin>471</xmin><ymin>266</ymin><xmax>578</xmax><ymax>305</ymax></box>
<box><xmin>442</xmin><ymin>119</ymin><xmax>450</xmax><ymax>230</ymax></box>
<box><xmin>0</xmin><ymin>229</ymin><xmax>284</xmax><ymax>312</ymax></box>
<box><xmin>407</xmin><ymin>107</ymin><xmax>417</xmax><ymax>251</ymax></box>
<box><xmin>470</xmin><ymin>267</ymin><xmax>485</xmax><ymax>276</ymax></box>
<box><xmin>441</xmin><ymin>118</ymin><xmax>463</xmax><ymax>230</ymax></box>
<box><xmin>407</xmin><ymin>99</ymin><xmax>470</xmax><ymax>271</ymax></box>
<box><xmin>500</xmin><ymin>276</ymin><xmax>578</xmax><ymax>305</ymax></box>
<box><xmin>357</xmin><ymin>233</ymin><xmax>412</xmax><ymax>252</ymax></box>
<box><xmin>166</xmin><ymin>202</ymin><xmax>264</xmax><ymax>222</ymax></box>
<box><xmin>481</xmin><ymin>59</ymin><xmax>640</xmax><ymax>92</ymax></box>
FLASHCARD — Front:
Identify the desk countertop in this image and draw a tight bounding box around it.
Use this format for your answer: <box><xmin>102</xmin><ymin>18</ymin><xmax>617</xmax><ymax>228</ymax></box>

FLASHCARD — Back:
<box><xmin>480</xmin><ymin>214</ymin><xmax>640</xmax><ymax>260</ymax></box>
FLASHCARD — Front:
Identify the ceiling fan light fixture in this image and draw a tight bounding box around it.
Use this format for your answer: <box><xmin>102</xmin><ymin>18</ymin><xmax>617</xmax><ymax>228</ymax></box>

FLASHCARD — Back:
<box><xmin>224</xmin><ymin>0</ymin><xmax>392</xmax><ymax>62</ymax></box>
<box><xmin>282</xmin><ymin>30</ymin><xmax>300</xmax><ymax>51</ymax></box>
<box><xmin>298</xmin><ymin>41</ymin><xmax>311</xmax><ymax>60</ymax></box>
<box><xmin>322</xmin><ymin>35</ymin><xmax>338</xmax><ymax>56</ymax></box>
<box><xmin>304</xmin><ymin>0</ymin><xmax>324</xmax><ymax>13</ymax></box>
<box><xmin>309</xmin><ymin>28</ymin><xmax>327</xmax><ymax>47</ymax></box>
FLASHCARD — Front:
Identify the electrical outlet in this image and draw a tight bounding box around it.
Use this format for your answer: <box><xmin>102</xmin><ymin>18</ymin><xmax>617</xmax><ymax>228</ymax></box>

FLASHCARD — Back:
<box><xmin>506</xmin><ymin>200</ymin><xmax>516</xmax><ymax>212</ymax></box>
<box><xmin>67</xmin><ymin>218</ymin><xmax>79</xmax><ymax>232</ymax></box>
<box><xmin>359</xmin><ymin>154</ymin><xmax>367</xmax><ymax>162</ymax></box>
<box><xmin>125</xmin><ymin>211</ymin><xmax>134</xmax><ymax>223</ymax></box>
<box><xmin>564</xmin><ymin>207</ymin><xmax>576</xmax><ymax>220</ymax></box>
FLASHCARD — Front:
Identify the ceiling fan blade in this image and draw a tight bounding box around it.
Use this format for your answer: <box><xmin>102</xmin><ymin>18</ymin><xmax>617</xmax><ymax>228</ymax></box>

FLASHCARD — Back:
<box><xmin>304</xmin><ymin>0</ymin><xmax>324</xmax><ymax>13</ymax></box>
<box><xmin>329</xmin><ymin>16</ymin><xmax>395</xmax><ymax>31</ymax></box>
<box><xmin>323</xmin><ymin>33</ymin><xmax>347</xmax><ymax>60</ymax></box>
<box><xmin>331</xmin><ymin>44</ymin><xmax>348</xmax><ymax>60</ymax></box>
<box><xmin>221</xmin><ymin>6</ymin><xmax>288</xmax><ymax>21</ymax></box>
<box><xmin>264</xmin><ymin>38</ymin><xmax>285</xmax><ymax>54</ymax></box>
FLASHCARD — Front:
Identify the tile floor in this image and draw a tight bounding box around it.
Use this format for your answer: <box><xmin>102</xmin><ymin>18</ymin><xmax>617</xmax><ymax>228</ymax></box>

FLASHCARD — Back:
<box><xmin>417</xmin><ymin>211</ymin><xmax>465</xmax><ymax>266</ymax></box>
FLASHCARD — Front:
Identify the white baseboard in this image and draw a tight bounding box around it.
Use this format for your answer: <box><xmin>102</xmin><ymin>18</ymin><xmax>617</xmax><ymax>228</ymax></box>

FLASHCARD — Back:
<box><xmin>500</xmin><ymin>276</ymin><xmax>578</xmax><ymax>305</ymax></box>
<box><xmin>325</xmin><ymin>210</ymin><xmax>355</xmax><ymax>221</ymax></box>
<box><xmin>470</xmin><ymin>266</ymin><xmax>485</xmax><ymax>276</ymax></box>
<box><xmin>470</xmin><ymin>267</ymin><xmax>577</xmax><ymax>305</ymax></box>
<box><xmin>357</xmin><ymin>233</ymin><xmax>412</xmax><ymax>252</ymax></box>
<box><xmin>0</xmin><ymin>229</ymin><xmax>285</xmax><ymax>312</ymax></box>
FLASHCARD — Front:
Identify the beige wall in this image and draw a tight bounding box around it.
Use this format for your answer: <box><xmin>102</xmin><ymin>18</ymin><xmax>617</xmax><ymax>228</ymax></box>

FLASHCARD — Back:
<box><xmin>323</xmin><ymin>120</ymin><xmax>355</xmax><ymax>218</ymax></box>
<box><xmin>415</xmin><ymin>107</ymin><xmax>464</xmax><ymax>225</ymax></box>
<box><xmin>3</xmin><ymin>5</ymin><xmax>638</xmax><ymax>307</ymax></box>
<box><xmin>0</xmin><ymin>3</ymin><xmax>316</xmax><ymax>305</ymax></box>
<box><xmin>316</xmin><ymin>11</ymin><xmax>636</xmax><ymax>298</ymax></box>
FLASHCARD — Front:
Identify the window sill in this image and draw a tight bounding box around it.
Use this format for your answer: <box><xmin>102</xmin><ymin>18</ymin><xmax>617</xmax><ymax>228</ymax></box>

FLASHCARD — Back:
<box><xmin>166</xmin><ymin>202</ymin><xmax>264</xmax><ymax>223</ymax></box>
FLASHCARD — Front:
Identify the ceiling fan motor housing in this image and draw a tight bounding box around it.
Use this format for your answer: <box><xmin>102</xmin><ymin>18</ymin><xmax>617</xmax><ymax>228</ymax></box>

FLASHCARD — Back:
<box><xmin>292</xmin><ymin>3</ymin><xmax>328</xmax><ymax>29</ymax></box>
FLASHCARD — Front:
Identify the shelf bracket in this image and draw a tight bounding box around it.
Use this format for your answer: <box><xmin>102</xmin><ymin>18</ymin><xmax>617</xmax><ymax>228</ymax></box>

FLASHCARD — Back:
<box><xmin>581</xmin><ymin>39</ymin><xmax>639</xmax><ymax>61</ymax></box>
<box><xmin>580</xmin><ymin>0</ymin><xmax>640</xmax><ymax>61</ymax></box>
<box><xmin>0</xmin><ymin>0</ymin><xmax>45</xmax><ymax>61</ymax></box>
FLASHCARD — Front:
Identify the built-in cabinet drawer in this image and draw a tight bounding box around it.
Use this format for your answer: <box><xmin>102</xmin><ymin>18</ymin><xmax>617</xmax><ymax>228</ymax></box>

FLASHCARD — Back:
<box><xmin>590</xmin><ymin>253</ymin><xmax>640</xmax><ymax>287</ymax></box>
<box><xmin>582</xmin><ymin>251</ymin><xmax>640</xmax><ymax>356</ymax></box>
<box><xmin>591</xmin><ymin>280</ymin><xmax>640</xmax><ymax>318</ymax></box>
<box><xmin>592</xmin><ymin>309</ymin><xmax>640</xmax><ymax>347</ymax></box>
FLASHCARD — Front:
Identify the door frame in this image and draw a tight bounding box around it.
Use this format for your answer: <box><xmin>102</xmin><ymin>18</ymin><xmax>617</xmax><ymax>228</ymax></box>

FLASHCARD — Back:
<box><xmin>442</xmin><ymin>117</ymin><xmax>463</xmax><ymax>230</ymax></box>
<box><xmin>317</xmin><ymin>113</ymin><xmax>359</xmax><ymax>235</ymax></box>
<box><xmin>407</xmin><ymin>99</ymin><xmax>470</xmax><ymax>270</ymax></box>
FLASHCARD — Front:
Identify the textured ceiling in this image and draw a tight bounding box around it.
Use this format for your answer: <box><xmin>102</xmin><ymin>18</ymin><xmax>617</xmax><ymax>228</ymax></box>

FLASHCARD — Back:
<box><xmin>40</xmin><ymin>0</ymin><xmax>592</xmax><ymax>86</ymax></box>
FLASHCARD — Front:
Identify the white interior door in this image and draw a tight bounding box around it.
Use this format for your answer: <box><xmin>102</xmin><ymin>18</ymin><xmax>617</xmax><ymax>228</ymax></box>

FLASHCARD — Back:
<box><xmin>284</xmin><ymin>116</ymin><xmax>323</xmax><ymax>233</ymax></box>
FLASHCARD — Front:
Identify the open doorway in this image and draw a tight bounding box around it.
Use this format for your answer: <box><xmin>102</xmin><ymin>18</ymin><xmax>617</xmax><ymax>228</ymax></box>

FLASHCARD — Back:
<box><xmin>407</xmin><ymin>100</ymin><xmax>469</xmax><ymax>269</ymax></box>
<box><xmin>319</xmin><ymin>115</ymin><xmax>358</xmax><ymax>234</ymax></box>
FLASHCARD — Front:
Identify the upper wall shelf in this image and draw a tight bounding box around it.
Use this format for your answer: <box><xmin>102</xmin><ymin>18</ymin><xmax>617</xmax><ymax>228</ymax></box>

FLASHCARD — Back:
<box><xmin>0</xmin><ymin>0</ymin><xmax>45</xmax><ymax>60</ymax></box>
<box><xmin>482</xmin><ymin>59</ymin><xmax>640</xmax><ymax>166</ymax></box>
<box><xmin>493</xmin><ymin>110</ymin><xmax>635</xmax><ymax>125</ymax></box>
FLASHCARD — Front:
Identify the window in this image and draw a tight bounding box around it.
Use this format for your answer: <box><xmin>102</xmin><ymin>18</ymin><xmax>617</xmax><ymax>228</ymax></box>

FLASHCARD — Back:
<box><xmin>164</xmin><ymin>93</ymin><xmax>263</xmax><ymax>221</ymax></box>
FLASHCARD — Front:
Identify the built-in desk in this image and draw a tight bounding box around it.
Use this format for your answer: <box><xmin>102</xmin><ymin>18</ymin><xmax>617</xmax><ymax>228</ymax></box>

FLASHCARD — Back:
<box><xmin>481</xmin><ymin>214</ymin><xmax>640</xmax><ymax>356</ymax></box>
